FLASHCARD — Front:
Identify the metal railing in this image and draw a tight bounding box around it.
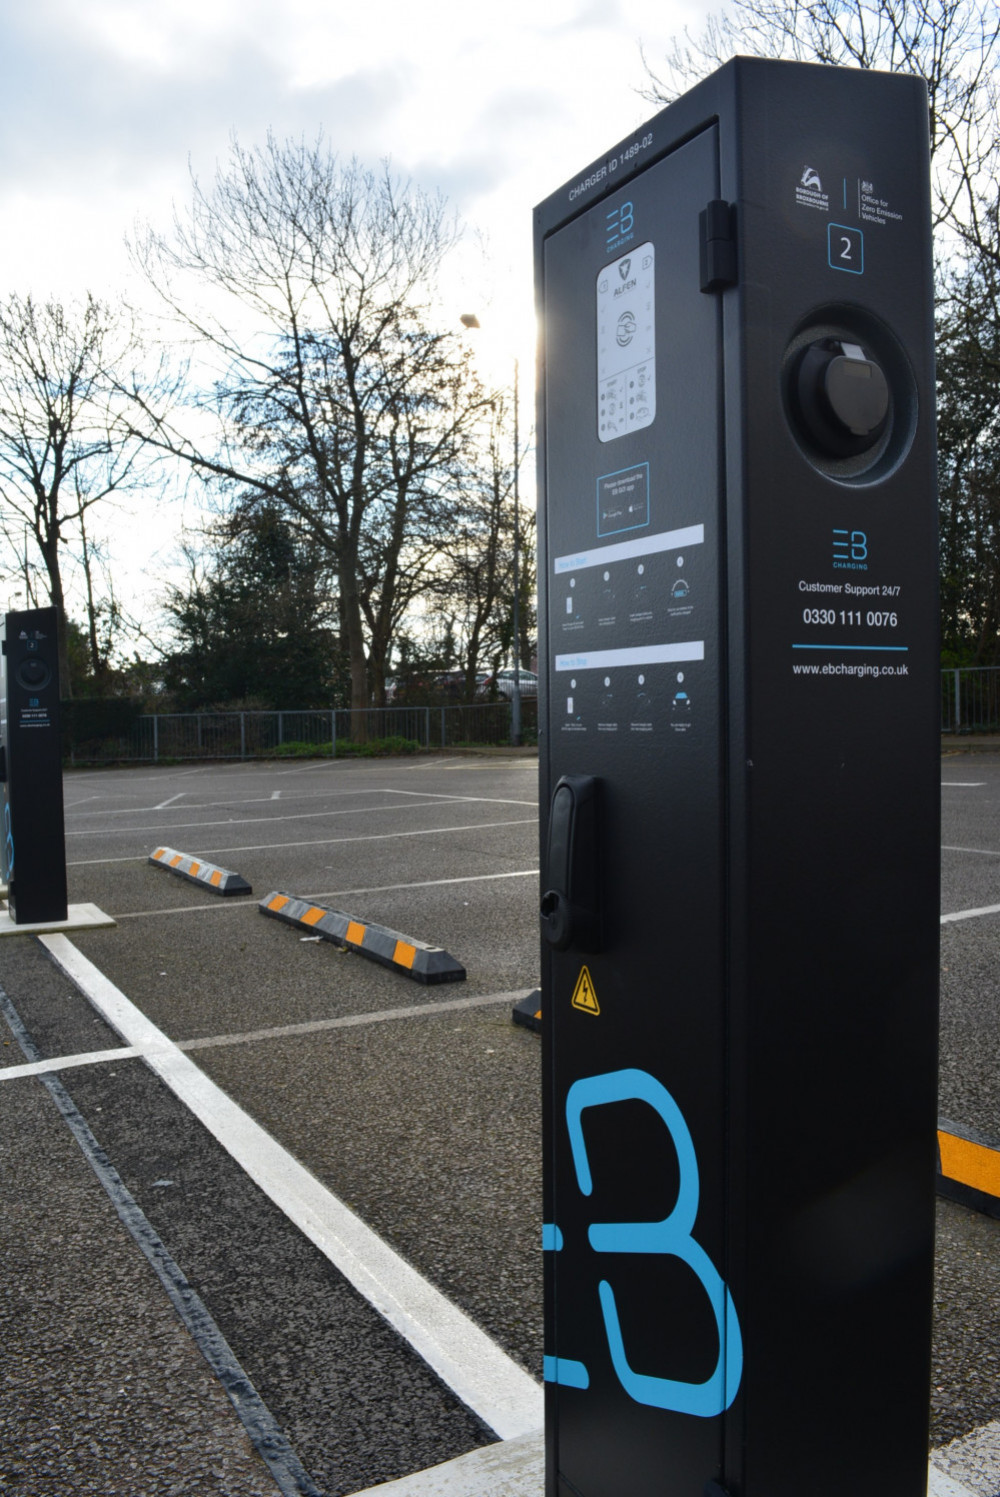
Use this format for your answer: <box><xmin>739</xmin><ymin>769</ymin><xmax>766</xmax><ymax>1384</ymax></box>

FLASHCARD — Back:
<box><xmin>942</xmin><ymin>668</ymin><xmax>1000</xmax><ymax>733</ymax></box>
<box><xmin>65</xmin><ymin>698</ymin><xmax>539</xmax><ymax>765</ymax></box>
<box><xmin>66</xmin><ymin>673</ymin><xmax>1000</xmax><ymax>755</ymax></box>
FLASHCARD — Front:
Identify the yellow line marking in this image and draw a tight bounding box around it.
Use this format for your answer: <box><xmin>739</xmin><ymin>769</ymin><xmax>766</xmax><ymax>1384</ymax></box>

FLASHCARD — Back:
<box><xmin>268</xmin><ymin>895</ymin><xmax>289</xmax><ymax>912</ymax></box>
<box><xmin>302</xmin><ymin>906</ymin><xmax>326</xmax><ymax>927</ymax></box>
<box><xmin>346</xmin><ymin>920</ymin><xmax>366</xmax><ymax>945</ymax></box>
<box><xmin>393</xmin><ymin>940</ymin><xmax>416</xmax><ymax>969</ymax></box>
<box><xmin>939</xmin><ymin>1130</ymin><xmax>1000</xmax><ymax>1197</ymax></box>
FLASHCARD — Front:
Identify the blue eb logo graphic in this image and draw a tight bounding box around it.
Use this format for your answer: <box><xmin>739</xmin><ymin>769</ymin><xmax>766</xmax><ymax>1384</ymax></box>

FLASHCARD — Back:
<box><xmin>3</xmin><ymin>801</ymin><xmax>13</xmax><ymax>878</ymax></box>
<box><xmin>606</xmin><ymin>200</ymin><xmax>634</xmax><ymax>250</ymax></box>
<box><xmin>544</xmin><ymin>1067</ymin><xmax>743</xmax><ymax>1417</ymax></box>
<box><xmin>833</xmin><ymin>528</ymin><xmax>867</xmax><ymax>566</ymax></box>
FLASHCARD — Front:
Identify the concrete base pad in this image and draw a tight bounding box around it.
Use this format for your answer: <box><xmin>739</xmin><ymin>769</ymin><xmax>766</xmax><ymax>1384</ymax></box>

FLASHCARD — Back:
<box><xmin>350</xmin><ymin>1431</ymin><xmax>543</xmax><ymax>1496</ymax></box>
<box><xmin>931</xmin><ymin>1421</ymin><xmax>1000</xmax><ymax>1497</ymax></box>
<box><xmin>0</xmin><ymin>903</ymin><xmax>115</xmax><ymax>937</ymax></box>
<box><xmin>348</xmin><ymin>1437</ymin><xmax>981</xmax><ymax>1497</ymax></box>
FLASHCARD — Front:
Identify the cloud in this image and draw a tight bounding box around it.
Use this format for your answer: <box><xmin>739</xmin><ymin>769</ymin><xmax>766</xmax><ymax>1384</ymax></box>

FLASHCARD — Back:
<box><xmin>402</xmin><ymin>85</ymin><xmax>566</xmax><ymax>220</ymax></box>
<box><xmin>407</xmin><ymin>153</ymin><xmax>509</xmax><ymax>218</ymax></box>
<box><xmin>0</xmin><ymin>0</ymin><xmax>407</xmax><ymax>200</ymax></box>
<box><xmin>550</xmin><ymin>0</ymin><xmax>627</xmax><ymax>31</ymax></box>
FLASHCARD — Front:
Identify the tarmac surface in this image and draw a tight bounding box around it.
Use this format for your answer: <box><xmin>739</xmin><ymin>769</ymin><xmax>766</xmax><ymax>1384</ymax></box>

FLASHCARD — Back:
<box><xmin>0</xmin><ymin>747</ymin><xmax>998</xmax><ymax>1495</ymax></box>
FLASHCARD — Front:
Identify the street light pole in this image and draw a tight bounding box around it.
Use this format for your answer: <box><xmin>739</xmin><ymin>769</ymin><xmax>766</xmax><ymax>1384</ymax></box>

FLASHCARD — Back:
<box><xmin>459</xmin><ymin>312</ymin><xmax>522</xmax><ymax>747</ymax></box>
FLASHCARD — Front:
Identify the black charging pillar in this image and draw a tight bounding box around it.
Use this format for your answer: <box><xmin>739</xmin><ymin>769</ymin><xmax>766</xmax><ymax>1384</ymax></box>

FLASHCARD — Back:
<box><xmin>535</xmin><ymin>59</ymin><xmax>939</xmax><ymax>1497</ymax></box>
<box><xmin>0</xmin><ymin>607</ymin><xmax>68</xmax><ymax>924</ymax></box>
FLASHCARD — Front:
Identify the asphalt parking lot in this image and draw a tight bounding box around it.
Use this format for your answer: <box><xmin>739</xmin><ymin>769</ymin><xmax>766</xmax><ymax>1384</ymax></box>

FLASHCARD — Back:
<box><xmin>2</xmin><ymin>748</ymin><xmax>1000</xmax><ymax>1495</ymax></box>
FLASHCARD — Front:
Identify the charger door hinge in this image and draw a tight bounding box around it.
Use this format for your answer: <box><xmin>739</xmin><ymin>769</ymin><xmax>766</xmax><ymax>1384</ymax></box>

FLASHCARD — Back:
<box><xmin>700</xmin><ymin>200</ymin><xmax>737</xmax><ymax>292</ymax></box>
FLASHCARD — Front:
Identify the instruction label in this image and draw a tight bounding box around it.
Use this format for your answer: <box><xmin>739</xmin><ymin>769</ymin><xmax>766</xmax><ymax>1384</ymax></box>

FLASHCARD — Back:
<box><xmin>597</xmin><ymin>243</ymin><xmax>655</xmax><ymax>442</ymax></box>
<box><xmin>598</xmin><ymin>463</ymin><xmax>649</xmax><ymax>537</ymax></box>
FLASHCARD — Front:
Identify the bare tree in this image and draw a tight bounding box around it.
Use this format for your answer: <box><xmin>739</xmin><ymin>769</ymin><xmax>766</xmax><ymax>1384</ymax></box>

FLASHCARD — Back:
<box><xmin>644</xmin><ymin>0</ymin><xmax>1000</xmax><ymax>658</ymax></box>
<box><xmin>423</xmin><ymin>391</ymin><xmax>518</xmax><ymax>693</ymax></box>
<box><xmin>0</xmin><ymin>293</ymin><xmax>150</xmax><ymax>693</ymax></box>
<box><xmin>73</xmin><ymin>507</ymin><xmax>127</xmax><ymax>691</ymax></box>
<box><xmin>130</xmin><ymin>135</ymin><xmax>489</xmax><ymax>716</ymax></box>
<box><xmin>642</xmin><ymin>0</ymin><xmax>1000</xmax><ymax>253</ymax></box>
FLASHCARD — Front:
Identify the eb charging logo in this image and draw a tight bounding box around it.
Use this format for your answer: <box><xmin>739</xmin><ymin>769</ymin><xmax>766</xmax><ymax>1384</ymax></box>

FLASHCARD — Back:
<box><xmin>543</xmin><ymin>1067</ymin><xmax>743</xmax><ymax>1416</ymax></box>
<box><xmin>3</xmin><ymin>801</ymin><xmax>13</xmax><ymax>878</ymax></box>
<box><xmin>606</xmin><ymin>200</ymin><xmax>635</xmax><ymax>253</ymax></box>
<box><xmin>833</xmin><ymin>528</ymin><xmax>868</xmax><ymax>570</ymax></box>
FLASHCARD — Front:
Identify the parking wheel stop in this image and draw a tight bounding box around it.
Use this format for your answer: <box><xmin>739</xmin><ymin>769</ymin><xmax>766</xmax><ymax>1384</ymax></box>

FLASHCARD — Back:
<box><xmin>938</xmin><ymin>1118</ymin><xmax>1000</xmax><ymax>1219</ymax></box>
<box><xmin>258</xmin><ymin>892</ymin><xmax>466</xmax><ymax>985</ymax></box>
<box><xmin>512</xmin><ymin>989</ymin><xmax>542</xmax><ymax>1032</ymax></box>
<box><xmin>149</xmin><ymin>847</ymin><xmax>252</xmax><ymax>896</ymax></box>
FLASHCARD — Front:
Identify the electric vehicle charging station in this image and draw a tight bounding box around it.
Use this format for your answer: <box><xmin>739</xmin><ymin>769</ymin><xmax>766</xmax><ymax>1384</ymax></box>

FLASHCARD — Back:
<box><xmin>0</xmin><ymin>606</ymin><xmax>68</xmax><ymax>925</ymax></box>
<box><xmin>535</xmin><ymin>59</ymin><xmax>939</xmax><ymax>1497</ymax></box>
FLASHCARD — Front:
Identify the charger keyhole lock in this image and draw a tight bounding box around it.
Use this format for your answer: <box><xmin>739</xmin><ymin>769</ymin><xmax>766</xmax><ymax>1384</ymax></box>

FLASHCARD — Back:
<box><xmin>793</xmin><ymin>338</ymin><xmax>890</xmax><ymax>458</ymax></box>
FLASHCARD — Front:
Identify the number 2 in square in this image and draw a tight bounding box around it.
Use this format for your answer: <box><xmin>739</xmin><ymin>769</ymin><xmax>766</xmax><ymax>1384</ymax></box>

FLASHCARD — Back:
<box><xmin>828</xmin><ymin>224</ymin><xmax>864</xmax><ymax>275</ymax></box>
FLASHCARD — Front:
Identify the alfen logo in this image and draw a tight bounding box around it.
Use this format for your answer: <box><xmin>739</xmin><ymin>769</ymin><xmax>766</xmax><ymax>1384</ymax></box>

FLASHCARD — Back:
<box><xmin>833</xmin><ymin>528</ymin><xmax>868</xmax><ymax>569</ymax></box>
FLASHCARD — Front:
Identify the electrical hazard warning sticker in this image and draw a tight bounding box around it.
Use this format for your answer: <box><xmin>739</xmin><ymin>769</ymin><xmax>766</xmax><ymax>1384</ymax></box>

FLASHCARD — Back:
<box><xmin>571</xmin><ymin>965</ymin><xmax>600</xmax><ymax>1015</ymax></box>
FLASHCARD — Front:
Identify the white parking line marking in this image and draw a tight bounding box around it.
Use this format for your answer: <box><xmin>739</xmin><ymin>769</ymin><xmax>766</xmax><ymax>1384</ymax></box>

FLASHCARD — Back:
<box><xmin>66</xmin><ymin>786</ymin><xmax>401</xmax><ymax>818</ymax></box>
<box><xmin>0</xmin><ymin>1045</ymin><xmax>142</xmax><ymax>1081</ymax></box>
<box><xmin>274</xmin><ymin>760</ymin><xmax>344</xmax><ymax>777</ymax></box>
<box><xmin>941</xmin><ymin>903</ymin><xmax>1000</xmax><ymax>924</ymax></box>
<box><xmin>65</xmin><ymin>798</ymin><xmax>458</xmax><ymax>839</ymax></box>
<box><xmin>109</xmin><ymin>869</ymin><xmax>540</xmax><ymax>920</ymax></box>
<box><xmin>183</xmin><ymin>987</ymin><xmax>535</xmax><ymax>1052</ymax></box>
<box><xmin>154</xmin><ymin>793</ymin><xmax>186</xmax><ymax>810</ymax></box>
<box><xmin>67</xmin><ymin>818</ymin><xmax>537</xmax><ymax>868</ymax></box>
<box><xmin>942</xmin><ymin>845</ymin><xmax>1000</xmax><ymax>857</ymax></box>
<box><xmin>942</xmin><ymin>782</ymin><xmax>985</xmax><ymax>787</ymax></box>
<box><xmin>38</xmin><ymin>934</ymin><xmax>542</xmax><ymax>1441</ymax></box>
<box><xmin>386</xmin><ymin>788</ymin><xmax>537</xmax><ymax>808</ymax></box>
<box><xmin>0</xmin><ymin>988</ymin><xmax>538</xmax><ymax>1081</ymax></box>
<box><xmin>64</xmin><ymin>765</ymin><xmax>213</xmax><ymax>786</ymax></box>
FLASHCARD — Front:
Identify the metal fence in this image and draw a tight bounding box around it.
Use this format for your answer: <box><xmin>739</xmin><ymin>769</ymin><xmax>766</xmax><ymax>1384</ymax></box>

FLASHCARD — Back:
<box><xmin>64</xmin><ymin>674</ymin><xmax>1000</xmax><ymax>756</ymax></box>
<box><xmin>941</xmin><ymin>668</ymin><xmax>1000</xmax><ymax>734</ymax></box>
<box><xmin>65</xmin><ymin>698</ymin><xmax>539</xmax><ymax>765</ymax></box>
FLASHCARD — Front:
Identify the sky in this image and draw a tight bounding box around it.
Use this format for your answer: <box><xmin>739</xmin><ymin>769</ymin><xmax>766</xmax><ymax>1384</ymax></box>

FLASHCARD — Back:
<box><xmin>0</xmin><ymin>0</ymin><xmax>713</xmax><ymax>639</ymax></box>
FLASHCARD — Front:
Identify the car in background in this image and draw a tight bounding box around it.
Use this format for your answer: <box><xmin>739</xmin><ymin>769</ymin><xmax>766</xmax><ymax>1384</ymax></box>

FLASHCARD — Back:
<box><xmin>478</xmin><ymin>669</ymin><xmax>539</xmax><ymax>699</ymax></box>
<box><xmin>431</xmin><ymin>671</ymin><xmax>488</xmax><ymax>701</ymax></box>
<box><xmin>387</xmin><ymin>672</ymin><xmax>489</xmax><ymax>704</ymax></box>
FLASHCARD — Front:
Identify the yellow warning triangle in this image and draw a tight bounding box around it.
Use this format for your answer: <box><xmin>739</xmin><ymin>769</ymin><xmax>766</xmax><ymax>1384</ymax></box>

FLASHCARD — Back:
<box><xmin>571</xmin><ymin>965</ymin><xmax>600</xmax><ymax>1015</ymax></box>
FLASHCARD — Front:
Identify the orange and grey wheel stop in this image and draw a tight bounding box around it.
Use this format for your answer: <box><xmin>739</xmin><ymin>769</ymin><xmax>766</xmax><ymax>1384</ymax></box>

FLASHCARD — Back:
<box><xmin>149</xmin><ymin>847</ymin><xmax>252</xmax><ymax>896</ymax></box>
<box><xmin>512</xmin><ymin>989</ymin><xmax>542</xmax><ymax>1032</ymax></box>
<box><xmin>259</xmin><ymin>891</ymin><xmax>465</xmax><ymax>985</ymax></box>
<box><xmin>938</xmin><ymin>1119</ymin><xmax>1000</xmax><ymax>1219</ymax></box>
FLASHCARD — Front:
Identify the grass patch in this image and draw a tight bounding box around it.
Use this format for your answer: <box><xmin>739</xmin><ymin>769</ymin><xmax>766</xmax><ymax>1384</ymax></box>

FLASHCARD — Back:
<box><xmin>271</xmin><ymin>736</ymin><xmax>420</xmax><ymax>759</ymax></box>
